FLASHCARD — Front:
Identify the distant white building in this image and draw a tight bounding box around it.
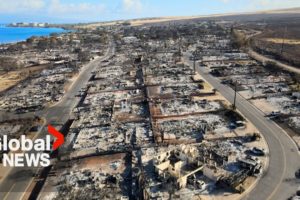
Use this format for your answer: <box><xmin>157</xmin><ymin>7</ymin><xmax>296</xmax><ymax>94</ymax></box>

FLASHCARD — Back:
<box><xmin>123</xmin><ymin>36</ymin><xmax>139</xmax><ymax>44</ymax></box>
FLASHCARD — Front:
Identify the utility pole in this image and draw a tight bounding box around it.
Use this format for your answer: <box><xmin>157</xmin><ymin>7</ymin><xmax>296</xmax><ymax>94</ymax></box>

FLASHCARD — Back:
<box><xmin>280</xmin><ymin>26</ymin><xmax>287</xmax><ymax>55</ymax></box>
<box><xmin>233</xmin><ymin>81</ymin><xmax>237</xmax><ymax>110</ymax></box>
<box><xmin>178</xmin><ymin>36</ymin><xmax>182</xmax><ymax>53</ymax></box>
<box><xmin>193</xmin><ymin>51</ymin><xmax>197</xmax><ymax>75</ymax></box>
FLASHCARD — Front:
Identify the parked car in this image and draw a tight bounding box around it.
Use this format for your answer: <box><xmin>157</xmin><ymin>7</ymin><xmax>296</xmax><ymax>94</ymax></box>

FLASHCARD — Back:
<box><xmin>266</xmin><ymin>111</ymin><xmax>281</xmax><ymax>118</ymax></box>
<box><xmin>251</xmin><ymin>147</ymin><xmax>265</xmax><ymax>156</ymax></box>
<box><xmin>245</xmin><ymin>147</ymin><xmax>265</xmax><ymax>156</ymax></box>
<box><xmin>230</xmin><ymin>139</ymin><xmax>243</xmax><ymax>146</ymax></box>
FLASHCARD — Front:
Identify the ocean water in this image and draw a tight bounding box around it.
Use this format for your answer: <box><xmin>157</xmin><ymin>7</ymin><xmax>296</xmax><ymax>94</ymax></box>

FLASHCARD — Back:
<box><xmin>0</xmin><ymin>26</ymin><xmax>67</xmax><ymax>44</ymax></box>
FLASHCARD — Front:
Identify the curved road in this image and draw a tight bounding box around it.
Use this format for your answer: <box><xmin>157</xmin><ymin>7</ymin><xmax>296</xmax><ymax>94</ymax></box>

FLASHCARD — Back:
<box><xmin>248</xmin><ymin>49</ymin><xmax>300</xmax><ymax>75</ymax></box>
<box><xmin>194</xmin><ymin>64</ymin><xmax>300</xmax><ymax>200</ymax></box>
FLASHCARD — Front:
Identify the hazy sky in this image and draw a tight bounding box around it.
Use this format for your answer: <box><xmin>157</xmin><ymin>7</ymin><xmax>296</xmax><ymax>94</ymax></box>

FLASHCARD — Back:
<box><xmin>0</xmin><ymin>0</ymin><xmax>300</xmax><ymax>23</ymax></box>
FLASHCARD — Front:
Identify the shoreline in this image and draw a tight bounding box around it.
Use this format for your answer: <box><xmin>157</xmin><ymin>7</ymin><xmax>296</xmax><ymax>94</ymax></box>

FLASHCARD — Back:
<box><xmin>6</xmin><ymin>25</ymin><xmax>72</xmax><ymax>31</ymax></box>
<box><xmin>0</xmin><ymin>26</ymin><xmax>72</xmax><ymax>45</ymax></box>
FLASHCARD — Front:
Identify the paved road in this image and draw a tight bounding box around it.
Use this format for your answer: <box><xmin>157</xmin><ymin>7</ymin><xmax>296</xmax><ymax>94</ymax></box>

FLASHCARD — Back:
<box><xmin>243</xmin><ymin>29</ymin><xmax>300</xmax><ymax>75</ymax></box>
<box><xmin>248</xmin><ymin>49</ymin><xmax>300</xmax><ymax>75</ymax></box>
<box><xmin>185</xmin><ymin>54</ymin><xmax>300</xmax><ymax>199</ymax></box>
<box><xmin>232</xmin><ymin>28</ymin><xmax>300</xmax><ymax>75</ymax></box>
<box><xmin>42</xmin><ymin>40</ymin><xmax>115</xmax><ymax>124</ymax></box>
<box><xmin>0</xmin><ymin>40</ymin><xmax>115</xmax><ymax>200</ymax></box>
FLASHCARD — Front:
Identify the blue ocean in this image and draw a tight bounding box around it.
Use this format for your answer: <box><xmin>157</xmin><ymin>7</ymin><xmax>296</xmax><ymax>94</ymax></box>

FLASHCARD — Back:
<box><xmin>0</xmin><ymin>25</ymin><xmax>67</xmax><ymax>44</ymax></box>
